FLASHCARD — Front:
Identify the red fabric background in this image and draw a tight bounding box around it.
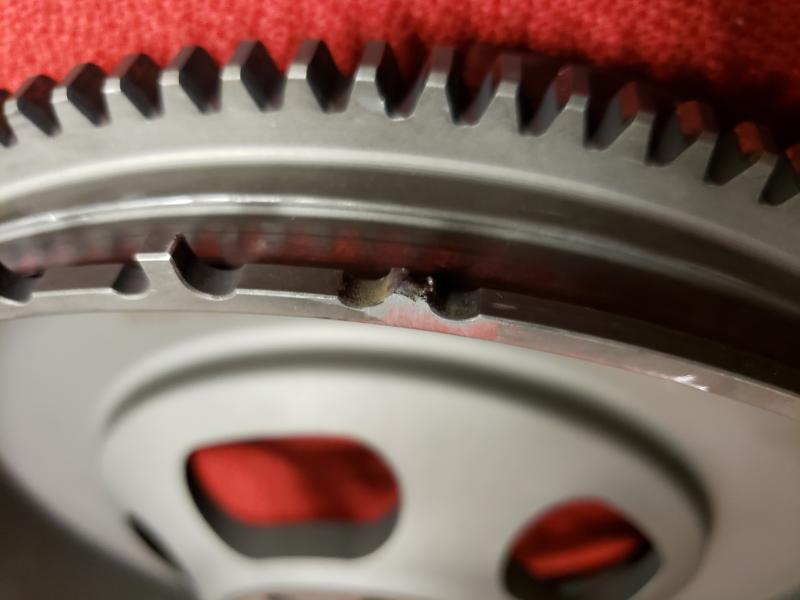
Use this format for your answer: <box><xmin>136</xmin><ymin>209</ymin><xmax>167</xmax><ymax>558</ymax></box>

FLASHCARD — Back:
<box><xmin>2</xmin><ymin>1</ymin><xmax>800</xmax><ymax>143</ymax></box>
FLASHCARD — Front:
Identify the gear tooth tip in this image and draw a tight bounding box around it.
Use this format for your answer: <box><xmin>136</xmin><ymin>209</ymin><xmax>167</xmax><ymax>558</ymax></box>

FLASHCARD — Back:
<box><xmin>59</xmin><ymin>63</ymin><xmax>109</xmax><ymax>126</ymax></box>
<box><xmin>287</xmin><ymin>39</ymin><xmax>330</xmax><ymax>75</ymax></box>
<box><xmin>223</xmin><ymin>39</ymin><xmax>284</xmax><ymax>111</ymax></box>
<box><xmin>650</xmin><ymin>99</ymin><xmax>718</xmax><ymax>171</ymax></box>
<box><xmin>423</xmin><ymin>46</ymin><xmax>455</xmax><ymax>91</ymax></box>
<box><xmin>348</xmin><ymin>41</ymin><xmax>404</xmax><ymax>115</ymax></box>
<box><xmin>460</xmin><ymin>53</ymin><xmax>522</xmax><ymax>126</ymax></box>
<box><xmin>13</xmin><ymin>74</ymin><xmax>60</xmax><ymax>137</ymax></box>
<box><xmin>526</xmin><ymin>63</ymin><xmax>589</xmax><ymax>137</ymax></box>
<box><xmin>400</xmin><ymin>46</ymin><xmax>457</xmax><ymax>120</ymax></box>
<box><xmin>0</xmin><ymin>90</ymin><xmax>15</xmax><ymax>147</ymax></box>
<box><xmin>109</xmin><ymin>53</ymin><xmax>162</xmax><ymax>118</ymax></box>
<box><xmin>227</xmin><ymin>39</ymin><xmax>264</xmax><ymax>68</ymax></box>
<box><xmin>163</xmin><ymin>45</ymin><xmax>221</xmax><ymax>113</ymax></box>
<box><xmin>761</xmin><ymin>145</ymin><xmax>800</xmax><ymax>206</ymax></box>
<box><xmin>355</xmin><ymin>40</ymin><xmax>390</xmax><ymax>81</ymax></box>
<box><xmin>591</xmin><ymin>81</ymin><xmax>658</xmax><ymax>156</ymax></box>
<box><xmin>706</xmin><ymin>121</ymin><xmax>777</xmax><ymax>195</ymax></box>
<box><xmin>285</xmin><ymin>39</ymin><xmax>348</xmax><ymax>112</ymax></box>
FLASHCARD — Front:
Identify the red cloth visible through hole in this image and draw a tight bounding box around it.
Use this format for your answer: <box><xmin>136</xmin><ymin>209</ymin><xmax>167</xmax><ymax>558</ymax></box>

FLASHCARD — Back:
<box><xmin>188</xmin><ymin>438</ymin><xmax>399</xmax><ymax>525</ymax></box>
<box><xmin>511</xmin><ymin>499</ymin><xmax>648</xmax><ymax>580</ymax></box>
<box><xmin>190</xmin><ymin>440</ymin><xmax>645</xmax><ymax>580</ymax></box>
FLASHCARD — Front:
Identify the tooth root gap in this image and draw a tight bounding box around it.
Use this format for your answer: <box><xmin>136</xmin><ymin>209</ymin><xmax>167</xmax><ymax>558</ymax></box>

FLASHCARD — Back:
<box><xmin>592</xmin><ymin>82</ymin><xmax>657</xmax><ymax>149</ymax></box>
<box><xmin>706</xmin><ymin>122</ymin><xmax>775</xmax><ymax>185</ymax></box>
<box><xmin>169</xmin><ymin>46</ymin><xmax>221</xmax><ymax>113</ymax></box>
<box><xmin>171</xmin><ymin>238</ymin><xmax>240</xmax><ymax>297</ymax></box>
<box><xmin>0</xmin><ymin>263</ymin><xmax>35</xmax><ymax>303</ymax></box>
<box><xmin>461</xmin><ymin>51</ymin><xmax>522</xmax><ymax>125</ymax></box>
<box><xmin>114</xmin><ymin>54</ymin><xmax>162</xmax><ymax>118</ymax></box>
<box><xmin>15</xmin><ymin>75</ymin><xmax>60</xmax><ymax>135</ymax></box>
<box><xmin>113</xmin><ymin>262</ymin><xmax>150</xmax><ymax>295</ymax></box>
<box><xmin>528</xmin><ymin>65</ymin><xmax>590</xmax><ymax>136</ymax></box>
<box><xmin>761</xmin><ymin>146</ymin><xmax>800</xmax><ymax>206</ymax></box>
<box><xmin>399</xmin><ymin>46</ymin><xmax>454</xmax><ymax>117</ymax></box>
<box><xmin>445</xmin><ymin>46</ymin><xmax>482</xmax><ymax>122</ymax></box>
<box><xmin>355</xmin><ymin>40</ymin><xmax>404</xmax><ymax>114</ymax></box>
<box><xmin>228</xmin><ymin>40</ymin><xmax>284</xmax><ymax>110</ymax></box>
<box><xmin>650</xmin><ymin>100</ymin><xmax>718</xmax><ymax>165</ymax></box>
<box><xmin>339</xmin><ymin>269</ymin><xmax>405</xmax><ymax>308</ymax></box>
<box><xmin>64</xmin><ymin>63</ymin><xmax>109</xmax><ymax>125</ymax></box>
<box><xmin>516</xmin><ymin>55</ymin><xmax>561</xmax><ymax>130</ymax></box>
<box><xmin>427</xmin><ymin>273</ymin><xmax>480</xmax><ymax>320</ymax></box>
<box><xmin>0</xmin><ymin>90</ymin><xmax>15</xmax><ymax>146</ymax></box>
<box><xmin>290</xmin><ymin>40</ymin><xmax>349</xmax><ymax>112</ymax></box>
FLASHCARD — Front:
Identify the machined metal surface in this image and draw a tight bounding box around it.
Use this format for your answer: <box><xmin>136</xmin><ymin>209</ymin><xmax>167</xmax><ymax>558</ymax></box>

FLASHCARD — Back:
<box><xmin>0</xmin><ymin>39</ymin><xmax>798</xmax><ymax>600</ymax></box>
<box><xmin>0</xmin><ymin>313</ymin><xmax>798</xmax><ymax>600</ymax></box>
<box><xmin>0</xmin><ymin>41</ymin><xmax>799</xmax><ymax>389</ymax></box>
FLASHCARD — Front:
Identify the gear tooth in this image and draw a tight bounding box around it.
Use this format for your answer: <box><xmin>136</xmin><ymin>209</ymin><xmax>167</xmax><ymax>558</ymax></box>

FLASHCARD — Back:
<box><xmin>348</xmin><ymin>40</ymin><xmax>404</xmax><ymax>116</ymax></box>
<box><xmin>353</xmin><ymin>40</ymin><xmax>387</xmax><ymax>85</ymax></box>
<box><xmin>237</xmin><ymin>264</ymin><xmax>343</xmax><ymax>297</ymax></box>
<box><xmin>285</xmin><ymin>40</ymin><xmax>349</xmax><ymax>112</ymax></box>
<box><xmin>222</xmin><ymin>40</ymin><xmax>284</xmax><ymax>111</ymax></box>
<box><xmin>161</xmin><ymin>45</ymin><xmax>221</xmax><ymax>113</ymax></box>
<box><xmin>591</xmin><ymin>82</ymin><xmax>658</xmax><ymax>158</ymax></box>
<box><xmin>10</xmin><ymin>75</ymin><xmax>60</xmax><ymax>138</ymax></box>
<box><xmin>706</xmin><ymin>122</ymin><xmax>777</xmax><ymax>195</ymax></box>
<box><xmin>401</xmin><ymin>46</ymin><xmax>456</xmax><ymax>120</ymax></box>
<box><xmin>52</xmin><ymin>63</ymin><xmax>108</xmax><ymax>127</ymax></box>
<box><xmin>106</xmin><ymin>53</ymin><xmax>162</xmax><ymax>118</ymax></box>
<box><xmin>0</xmin><ymin>90</ymin><xmax>16</xmax><ymax>147</ymax></box>
<box><xmin>761</xmin><ymin>145</ymin><xmax>800</xmax><ymax>206</ymax></box>
<box><xmin>650</xmin><ymin>100</ymin><xmax>718</xmax><ymax>177</ymax></box>
<box><xmin>528</xmin><ymin>65</ymin><xmax>590</xmax><ymax>140</ymax></box>
<box><xmin>462</xmin><ymin>53</ymin><xmax>522</xmax><ymax>127</ymax></box>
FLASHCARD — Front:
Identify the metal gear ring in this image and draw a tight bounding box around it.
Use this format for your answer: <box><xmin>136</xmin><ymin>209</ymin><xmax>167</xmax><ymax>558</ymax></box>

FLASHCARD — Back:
<box><xmin>0</xmin><ymin>40</ymin><xmax>798</xmax><ymax>600</ymax></box>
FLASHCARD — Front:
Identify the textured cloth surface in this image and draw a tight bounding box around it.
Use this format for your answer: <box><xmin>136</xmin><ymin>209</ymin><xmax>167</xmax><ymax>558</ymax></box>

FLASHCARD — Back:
<box><xmin>2</xmin><ymin>1</ymin><xmax>800</xmax><ymax>141</ymax></box>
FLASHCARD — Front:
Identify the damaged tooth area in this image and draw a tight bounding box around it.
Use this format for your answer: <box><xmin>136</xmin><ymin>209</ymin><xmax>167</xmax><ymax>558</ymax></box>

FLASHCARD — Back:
<box><xmin>0</xmin><ymin>236</ymin><xmax>485</xmax><ymax>329</ymax></box>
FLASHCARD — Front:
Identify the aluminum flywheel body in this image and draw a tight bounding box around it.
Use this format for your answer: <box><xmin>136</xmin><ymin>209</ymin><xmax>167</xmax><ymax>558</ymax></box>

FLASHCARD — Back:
<box><xmin>0</xmin><ymin>40</ymin><xmax>798</xmax><ymax>600</ymax></box>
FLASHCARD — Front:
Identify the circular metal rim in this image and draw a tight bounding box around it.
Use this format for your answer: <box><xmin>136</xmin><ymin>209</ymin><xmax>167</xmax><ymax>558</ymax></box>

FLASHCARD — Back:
<box><xmin>100</xmin><ymin>322</ymin><xmax>707</xmax><ymax>600</ymax></box>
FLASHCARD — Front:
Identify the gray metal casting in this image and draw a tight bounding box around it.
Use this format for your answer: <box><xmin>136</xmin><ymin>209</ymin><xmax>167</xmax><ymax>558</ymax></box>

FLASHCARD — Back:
<box><xmin>0</xmin><ymin>39</ymin><xmax>798</xmax><ymax>600</ymax></box>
